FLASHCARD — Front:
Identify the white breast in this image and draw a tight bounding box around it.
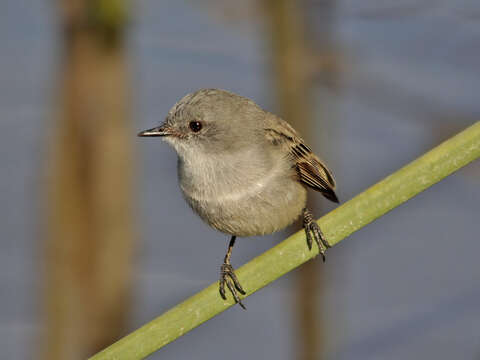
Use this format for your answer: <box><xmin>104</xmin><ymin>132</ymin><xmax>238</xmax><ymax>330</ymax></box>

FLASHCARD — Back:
<box><xmin>176</xmin><ymin>146</ymin><xmax>307</xmax><ymax>236</ymax></box>
<box><xmin>179</xmin><ymin>148</ymin><xmax>282</xmax><ymax>204</ymax></box>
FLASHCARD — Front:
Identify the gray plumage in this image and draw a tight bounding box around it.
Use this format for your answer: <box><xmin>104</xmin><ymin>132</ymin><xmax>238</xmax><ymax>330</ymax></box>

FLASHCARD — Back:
<box><xmin>138</xmin><ymin>88</ymin><xmax>338</xmax><ymax>308</ymax></box>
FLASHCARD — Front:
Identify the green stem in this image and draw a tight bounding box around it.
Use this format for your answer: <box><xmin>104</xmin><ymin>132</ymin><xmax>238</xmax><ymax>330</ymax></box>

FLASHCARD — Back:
<box><xmin>90</xmin><ymin>122</ymin><xmax>480</xmax><ymax>360</ymax></box>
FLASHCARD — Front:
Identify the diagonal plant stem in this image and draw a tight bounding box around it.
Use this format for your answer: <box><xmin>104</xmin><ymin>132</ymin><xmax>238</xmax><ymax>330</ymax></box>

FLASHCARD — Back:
<box><xmin>90</xmin><ymin>122</ymin><xmax>480</xmax><ymax>360</ymax></box>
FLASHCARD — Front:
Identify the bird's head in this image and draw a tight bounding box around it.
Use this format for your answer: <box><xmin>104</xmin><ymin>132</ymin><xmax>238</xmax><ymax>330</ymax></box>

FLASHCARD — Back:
<box><xmin>138</xmin><ymin>89</ymin><xmax>265</xmax><ymax>157</ymax></box>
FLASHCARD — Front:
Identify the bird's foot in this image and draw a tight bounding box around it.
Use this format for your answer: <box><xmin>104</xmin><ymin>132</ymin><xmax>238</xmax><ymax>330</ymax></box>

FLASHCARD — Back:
<box><xmin>303</xmin><ymin>208</ymin><xmax>330</xmax><ymax>262</ymax></box>
<box><xmin>219</xmin><ymin>261</ymin><xmax>246</xmax><ymax>309</ymax></box>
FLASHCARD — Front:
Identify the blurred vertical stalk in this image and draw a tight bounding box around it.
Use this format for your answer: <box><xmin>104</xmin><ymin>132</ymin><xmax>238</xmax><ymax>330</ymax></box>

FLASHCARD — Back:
<box><xmin>263</xmin><ymin>1</ymin><xmax>338</xmax><ymax>359</ymax></box>
<box><xmin>44</xmin><ymin>1</ymin><xmax>134</xmax><ymax>358</ymax></box>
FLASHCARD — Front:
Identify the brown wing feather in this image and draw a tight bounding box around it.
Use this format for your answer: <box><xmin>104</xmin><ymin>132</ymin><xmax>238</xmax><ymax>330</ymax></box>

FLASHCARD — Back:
<box><xmin>264</xmin><ymin>114</ymin><xmax>339</xmax><ymax>203</ymax></box>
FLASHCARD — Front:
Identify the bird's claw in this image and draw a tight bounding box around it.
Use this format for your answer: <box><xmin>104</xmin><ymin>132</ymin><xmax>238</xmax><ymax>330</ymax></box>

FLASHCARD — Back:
<box><xmin>303</xmin><ymin>208</ymin><xmax>330</xmax><ymax>262</ymax></box>
<box><xmin>219</xmin><ymin>262</ymin><xmax>246</xmax><ymax>309</ymax></box>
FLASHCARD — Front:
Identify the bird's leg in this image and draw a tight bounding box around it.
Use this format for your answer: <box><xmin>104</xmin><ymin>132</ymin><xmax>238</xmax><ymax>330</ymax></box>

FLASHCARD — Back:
<box><xmin>303</xmin><ymin>208</ymin><xmax>330</xmax><ymax>262</ymax></box>
<box><xmin>219</xmin><ymin>236</ymin><xmax>246</xmax><ymax>309</ymax></box>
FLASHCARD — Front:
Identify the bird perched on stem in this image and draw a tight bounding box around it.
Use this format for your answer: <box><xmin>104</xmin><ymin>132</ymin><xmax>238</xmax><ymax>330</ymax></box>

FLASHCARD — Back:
<box><xmin>138</xmin><ymin>89</ymin><xmax>338</xmax><ymax>309</ymax></box>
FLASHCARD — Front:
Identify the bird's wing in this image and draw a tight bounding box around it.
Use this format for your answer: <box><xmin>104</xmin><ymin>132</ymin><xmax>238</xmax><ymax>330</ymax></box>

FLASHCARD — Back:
<box><xmin>264</xmin><ymin>113</ymin><xmax>339</xmax><ymax>203</ymax></box>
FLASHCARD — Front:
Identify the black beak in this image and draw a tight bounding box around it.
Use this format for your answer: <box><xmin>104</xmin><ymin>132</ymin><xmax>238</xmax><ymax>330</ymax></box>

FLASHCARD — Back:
<box><xmin>137</xmin><ymin>126</ymin><xmax>169</xmax><ymax>137</ymax></box>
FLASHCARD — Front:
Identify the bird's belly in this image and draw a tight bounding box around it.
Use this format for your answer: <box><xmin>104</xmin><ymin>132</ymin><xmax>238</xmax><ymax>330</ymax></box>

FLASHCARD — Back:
<box><xmin>182</xmin><ymin>179</ymin><xmax>307</xmax><ymax>237</ymax></box>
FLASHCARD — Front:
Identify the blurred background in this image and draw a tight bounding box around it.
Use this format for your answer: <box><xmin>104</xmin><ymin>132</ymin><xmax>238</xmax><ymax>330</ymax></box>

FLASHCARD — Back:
<box><xmin>1</xmin><ymin>1</ymin><xmax>479</xmax><ymax>359</ymax></box>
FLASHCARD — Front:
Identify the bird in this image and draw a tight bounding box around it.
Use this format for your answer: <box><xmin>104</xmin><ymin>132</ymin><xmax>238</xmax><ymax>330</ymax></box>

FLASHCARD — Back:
<box><xmin>138</xmin><ymin>89</ymin><xmax>338</xmax><ymax>309</ymax></box>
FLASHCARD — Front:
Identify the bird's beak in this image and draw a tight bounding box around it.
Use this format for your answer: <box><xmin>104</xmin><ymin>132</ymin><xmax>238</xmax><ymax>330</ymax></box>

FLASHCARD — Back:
<box><xmin>137</xmin><ymin>125</ymin><xmax>170</xmax><ymax>137</ymax></box>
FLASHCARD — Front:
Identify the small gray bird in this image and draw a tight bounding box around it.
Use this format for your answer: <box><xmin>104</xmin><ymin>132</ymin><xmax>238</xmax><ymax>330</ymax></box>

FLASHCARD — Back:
<box><xmin>138</xmin><ymin>89</ymin><xmax>338</xmax><ymax>309</ymax></box>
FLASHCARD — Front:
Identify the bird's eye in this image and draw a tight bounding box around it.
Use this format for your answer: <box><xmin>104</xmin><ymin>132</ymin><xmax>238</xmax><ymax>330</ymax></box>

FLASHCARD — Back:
<box><xmin>189</xmin><ymin>121</ymin><xmax>203</xmax><ymax>132</ymax></box>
